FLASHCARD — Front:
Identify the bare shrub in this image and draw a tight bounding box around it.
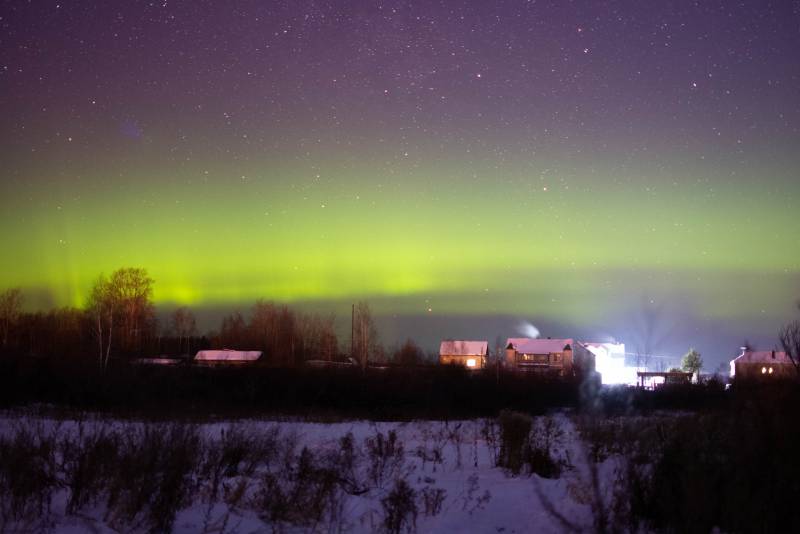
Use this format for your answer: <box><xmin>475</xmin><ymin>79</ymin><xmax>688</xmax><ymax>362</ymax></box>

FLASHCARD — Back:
<box><xmin>104</xmin><ymin>423</ymin><xmax>201</xmax><ymax>533</ymax></box>
<box><xmin>366</xmin><ymin>429</ymin><xmax>405</xmax><ymax>489</ymax></box>
<box><xmin>419</xmin><ymin>486</ymin><xmax>446</xmax><ymax>517</ymax></box>
<box><xmin>61</xmin><ymin>424</ymin><xmax>121</xmax><ymax>514</ymax></box>
<box><xmin>0</xmin><ymin>424</ymin><xmax>58</xmax><ymax>531</ymax></box>
<box><xmin>461</xmin><ymin>473</ymin><xmax>491</xmax><ymax>514</ymax></box>
<box><xmin>445</xmin><ymin>422</ymin><xmax>464</xmax><ymax>469</ymax></box>
<box><xmin>498</xmin><ymin>410</ymin><xmax>532</xmax><ymax>475</ymax></box>
<box><xmin>254</xmin><ymin>446</ymin><xmax>344</xmax><ymax>531</ymax></box>
<box><xmin>382</xmin><ymin>478</ymin><xmax>417</xmax><ymax>534</ymax></box>
<box><xmin>526</xmin><ymin>416</ymin><xmax>567</xmax><ymax>479</ymax></box>
<box><xmin>415</xmin><ymin>424</ymin><xmax>447</xmax><ymax>473</ymax></box>
<box><xmin>330</xmin><ymin>431</ymin><xmax>368</xmax><ymax>495</ymax></box>
<box><xmin>480</xmin><ymin>418</ymin><xmax>501</xmax><ymax>466</ymax></box>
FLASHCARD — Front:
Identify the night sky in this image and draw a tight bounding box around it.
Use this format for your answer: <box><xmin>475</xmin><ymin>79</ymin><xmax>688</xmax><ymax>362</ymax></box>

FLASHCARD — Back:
<box><xmin>2</xmin><ymin>1</ymin><xmax>799</xmax><ymax>368</ymax></box>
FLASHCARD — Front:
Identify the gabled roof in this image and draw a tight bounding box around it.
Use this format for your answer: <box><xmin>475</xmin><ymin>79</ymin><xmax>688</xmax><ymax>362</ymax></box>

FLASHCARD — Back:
<box><xmin>732</xmin><ymin>350</ymin><xmax>794</xmax><ymax>365</ymax></box>
<box><xmin>506</xmin><ymin>338</ymin><xmax>574</xmax><ymax>354</ymax></box>
<box><xmin>194</xmin><ymin>349</ymin><xmax>262</xmax><ymax>362</ymax></box>
<box><xmin>439</xmin><ymin>340</ymin><xmax>488</xmax><ymax>356</ymax></box>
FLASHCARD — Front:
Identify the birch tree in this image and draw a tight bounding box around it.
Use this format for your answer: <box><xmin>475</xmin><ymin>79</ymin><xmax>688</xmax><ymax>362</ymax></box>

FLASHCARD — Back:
<box><xmin>352</xmin><ymin>301</ymin><xmax>379</xmax><ymax>370</ymax></box>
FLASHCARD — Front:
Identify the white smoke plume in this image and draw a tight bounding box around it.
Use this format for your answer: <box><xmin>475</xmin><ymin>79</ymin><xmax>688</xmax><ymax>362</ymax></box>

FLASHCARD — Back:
<box><xmin>517</xmin><ymin>321</ymin><xmax>540</xmax><ymax>339</ymax></box>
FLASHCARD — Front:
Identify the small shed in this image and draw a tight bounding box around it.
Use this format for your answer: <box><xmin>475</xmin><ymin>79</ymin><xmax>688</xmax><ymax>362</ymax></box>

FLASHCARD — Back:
<box><xmin>439</xmin><ymin>340</ymin><xmax>488</xmax><ymax>369</ymax></box>
<box><xmin>194</xmin><ymin>349</ymin><xmax>262</xmax><ymax>364</ymax></box>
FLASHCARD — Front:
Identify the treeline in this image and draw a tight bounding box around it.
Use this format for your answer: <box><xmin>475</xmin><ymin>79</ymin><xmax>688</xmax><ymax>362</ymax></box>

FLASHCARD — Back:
<box><xmin>0</xmin><ymin>267</ymin><xmax>429</xmax><ymax>368</ymax></box>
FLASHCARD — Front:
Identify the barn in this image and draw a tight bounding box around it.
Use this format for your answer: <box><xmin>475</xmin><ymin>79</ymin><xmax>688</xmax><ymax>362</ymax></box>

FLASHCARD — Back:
<box><xmin>439</xmin><ymin>340</ymin><xmax>488</xmax><ymax>369</ymax></box>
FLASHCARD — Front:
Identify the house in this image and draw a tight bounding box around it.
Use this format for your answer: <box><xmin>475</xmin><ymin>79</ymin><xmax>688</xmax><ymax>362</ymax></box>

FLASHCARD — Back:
<box><xmin>194</xmin><ymin>349</ymin><xmax>262</xmax><ymax>364</ymax></box>
<box><xmin>730</xmin><ymin>348</ymin><xmax>796</xmax><ymax>380</ymax></box>
<box><xmin>439</xmin><ymin>340</ymin><xmax>488</xmax><ymax>369</ymax></box>
<box><xmin>505</xmin><ymin>338</ymin><xmax>594</xmax><ymax>377</ymax></box>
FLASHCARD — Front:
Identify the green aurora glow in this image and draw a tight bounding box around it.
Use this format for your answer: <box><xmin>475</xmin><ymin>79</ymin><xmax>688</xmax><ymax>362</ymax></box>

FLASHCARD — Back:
<box><xmin>2</xmin><ymin>156</ymin><xmax>797</xmax><ymax>316</ymax></box>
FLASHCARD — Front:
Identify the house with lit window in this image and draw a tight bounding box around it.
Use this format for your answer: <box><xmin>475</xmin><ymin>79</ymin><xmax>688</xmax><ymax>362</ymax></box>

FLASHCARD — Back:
<box><xmin>505</xmin><ymin>338</ymin><xmax>594</xmax><ymax>377</ymax></box>
<box><xmin>439</xmin><ymin>340</ymin><xmax>488</xmax><ymax>370</ymax></box>
<box><xmin>730</xmin><ymin>348</ymin><xmax>796</xmax><ymax>380</ymax></box>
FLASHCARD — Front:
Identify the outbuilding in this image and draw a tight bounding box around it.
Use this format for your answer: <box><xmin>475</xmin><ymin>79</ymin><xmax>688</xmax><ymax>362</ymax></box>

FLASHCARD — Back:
<box><xmin>194</xmin><ymin>349</ymin><xmax>263</xmax><ymax>365</ymax></box>
<box><xmin>439</xmin><ymin>340</ymin><xmax>488</xmax><ymax>369</ymax></box>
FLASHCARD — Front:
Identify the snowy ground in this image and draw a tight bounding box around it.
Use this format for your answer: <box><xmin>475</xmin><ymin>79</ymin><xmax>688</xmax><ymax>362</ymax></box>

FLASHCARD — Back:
<box><xmin>0</xmin><ymin>410</ymin><xmax>620</xmax><ymax>533</ymax></box>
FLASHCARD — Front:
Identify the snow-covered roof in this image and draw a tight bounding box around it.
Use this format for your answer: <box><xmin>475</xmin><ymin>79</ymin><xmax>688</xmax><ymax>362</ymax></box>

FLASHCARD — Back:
<box><xmin>732</xmin><ymin>350</ymin><xmax>794</xmax><ymax>365</ymax></box>
<box><xmin>439</xmin><ymin>340</ymin><xmax>488</xmax><ymax>356</ymax></box>
<box><xmin>194</xmin><ymin>349</ymin><xmax>262</xmax><ymax>362</ymax></box>
<box><xmin>506</xmin><ymin>338</ymin><xmax>573</xmax><ymax>354</ymax></box>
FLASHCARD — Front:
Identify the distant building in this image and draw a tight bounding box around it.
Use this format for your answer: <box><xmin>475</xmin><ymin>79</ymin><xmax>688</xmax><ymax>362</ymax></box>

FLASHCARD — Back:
<box><xmin>194</xmin><ymin>349</ymin><xmax>262</xmax><ymax>364</ymax></box>
<box><xmin>636</xmin><ymin>371</ymin><xmax>693</xmax><ymax>389</ymax></box>
<box><xmin>439</xmin><ymin>340</ymin><xmax>488</xmax><ymax>369</ymax></box>
<box><xmin>730</xmin><ymin>348</ymin><xmax>796</xmax><ymax>380</ymax></box>
<box><xmin>505</xmin><ymin>338</ymin><xmax>594</xmax><ymax>377</ymax></box>
<box><xmin>131</xmin><ymin>357</ymin><xmax>182</xmax><ymax>366</ymax></box>
<box><xmin>584</xmin><ymin>342</ymin><xmax>638</xmax><ymax>385</ymax></box>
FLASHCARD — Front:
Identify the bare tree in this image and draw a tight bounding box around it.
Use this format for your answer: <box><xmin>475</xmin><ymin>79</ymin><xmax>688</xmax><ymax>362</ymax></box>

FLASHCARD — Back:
<box><xmin>779</xmin><ymin>320</ymin><xmax>800</xmax><ymax>376</ymax></box>
<box><xmin>393</xmin><ymin>338</ymin><xmax>424</xmax><ymax>366</ymax></box>
<box><xmin>248</xmin><ymin>300</ymin><xmax>296</xmax><ymax>365</ymax></box>
<box><xmin>105</xmin><ymin>267</ymin><xmax>155</xmax><ymax>354</ymax></box>
<box><xmin>352</xmin><ymin>301</ymin><xmax>379</xmax><ymax>370</ymax></box>
<box><xmin>171</xmin><ymin>306</ymin><xmax>197</xmax><ymax>355</ymax></box>
<box><xmin>295</xmin><ymin>311</ymin><xmax>338</xmax><ymax>363</ymax></box>
<box><xmin>86</xmin><ymin>268</ymin><xmax>155</xmax><ymax>368</ymax></box>
<box><xmin>0</xmin><ymin>287</ymin><xmax>22</xmax><ymax>348</ymax></box>
<box><xmin>86</xmin><ymin>275</ymin><xmax>114</xmax><ymax>370</ymax></box>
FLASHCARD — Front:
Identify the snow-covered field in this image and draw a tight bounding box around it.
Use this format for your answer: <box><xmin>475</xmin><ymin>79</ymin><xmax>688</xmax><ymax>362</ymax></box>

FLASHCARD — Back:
<box><xmin>0</xmin><ymin>410</ymin><xmax>621</xmax><ymax>533</ymax></box>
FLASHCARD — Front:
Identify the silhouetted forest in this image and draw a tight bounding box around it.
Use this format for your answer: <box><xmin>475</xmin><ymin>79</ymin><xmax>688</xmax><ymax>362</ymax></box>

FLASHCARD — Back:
<box><xmin>0</xmin><ymin>268</ymin><xmax>421</xmax><ymax>369</ymax></box>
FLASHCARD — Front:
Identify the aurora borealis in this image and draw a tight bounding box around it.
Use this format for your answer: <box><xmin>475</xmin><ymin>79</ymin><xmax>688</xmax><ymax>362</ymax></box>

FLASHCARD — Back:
<box><xmin>2</xmin><ymin>1</ymin><xmax>799</xmax><ymax>367</ymax></box>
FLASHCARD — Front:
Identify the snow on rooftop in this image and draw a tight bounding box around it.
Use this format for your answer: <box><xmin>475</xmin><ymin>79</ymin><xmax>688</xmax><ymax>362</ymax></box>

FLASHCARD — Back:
<box><xmin>194</xmin><ymin>349</ymin><xmax>262</xmax><ymax>362</ymax></box>
<box><xmin>506</xmin><ymin>338</ymin><xmax>573</xmax><ymax>354</ymax></box>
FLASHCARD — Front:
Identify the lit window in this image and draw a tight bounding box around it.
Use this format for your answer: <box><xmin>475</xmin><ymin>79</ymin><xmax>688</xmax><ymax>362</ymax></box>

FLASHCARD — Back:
<box><xmin>762</xmin><ymin>367</ymin><xmax>767</xmax><ymax>374</ymax></box>
<box><xmin>769</xmin><ymin>367</ymin><xmax>774</xmax><ymax>374</ymax></box>
<box><xmin>466</xmin><ymin>358</ymin><xmax>476</xmax><ymax>368</ymax></box>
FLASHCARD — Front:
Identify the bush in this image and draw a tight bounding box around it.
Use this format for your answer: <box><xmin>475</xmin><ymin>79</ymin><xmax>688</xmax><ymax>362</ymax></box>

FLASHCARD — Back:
<box><xmin>0</xmin><ymin>424</ymin><xmax>58</xmax><ymax>531</ymax></box>
<box><xmin>419</xmin><ymin>486</ymin><xmax>446</xmax><ymax>517</ymax></box>
<box><xmin>526</xmin><ymin>416</ymin><xmax>566</xmax><ymax>478</ymax></box>
<box><xmin>498</xmin><ymin>410</ymin><xmax>532</xmax><ymax>474</ymax></box>
<box><xmin>382</xmin><ymin>478</ymin><xmax>417</xmax><ymax>534</ymax></box>
<box><xmin>62</xmin><ymin>425</ymin><xmax>120</xmax><ymax>514</ymax></box>
<box><xmin>253</xmin><ymin>446</ymin><xmax>344</xmax><ymax>531</ymax></box>
<box><xmin>366</xmin><ymin>429</ymin><xmax>405</xmax><ymax>489</ymax></box>
<box><xmin>104</xmin><ymin>424</ymin><xmax>201</xmax><ymax>533</ymax></box>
